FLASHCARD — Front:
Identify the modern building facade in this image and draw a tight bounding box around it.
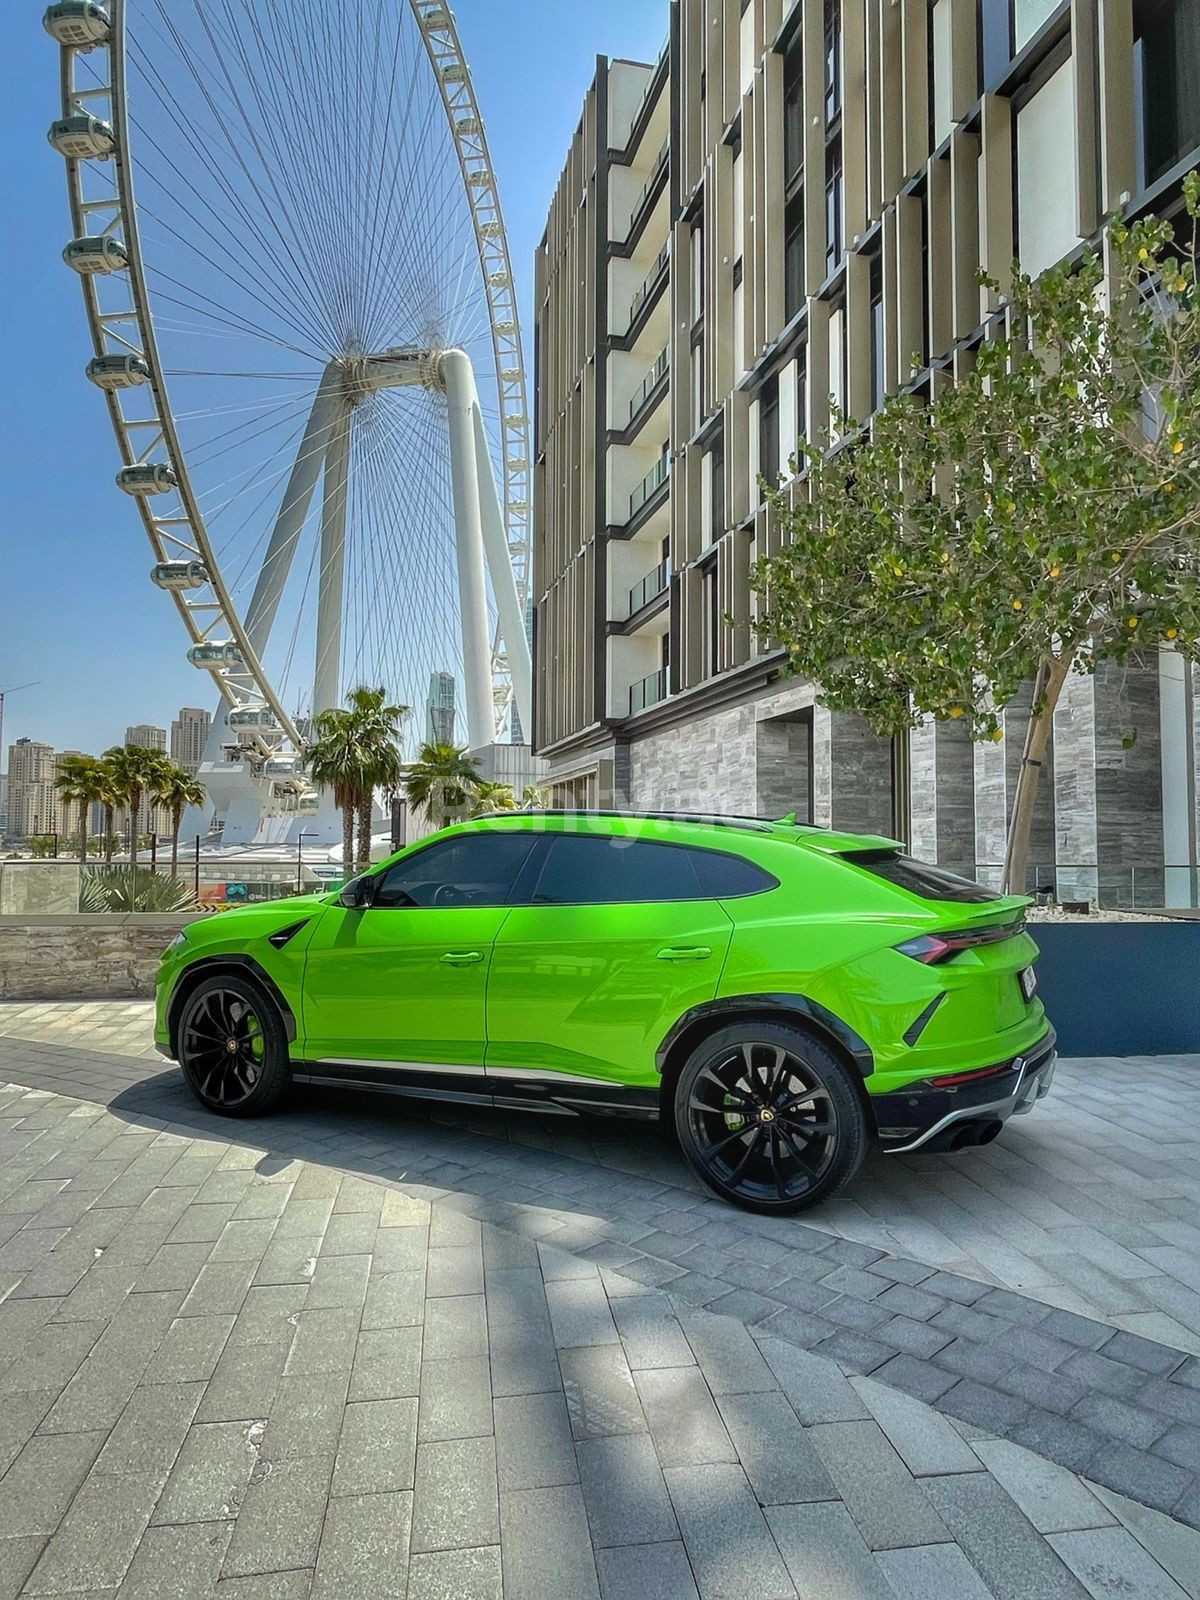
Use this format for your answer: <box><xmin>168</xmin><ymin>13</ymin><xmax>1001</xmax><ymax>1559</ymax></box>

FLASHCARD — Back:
<box><xmin>125</xmin><ymin>723</ymin><xmax>167</xmax><ymax>752</ymax></box>
<box><xmin>426</xmin><ymin>670</ymin><xmax>457</xmax><ymax>746</ymax></box>
<box><xmin>5</xmin><ymin>739</ymin><xmax>62</xmax><ymax>839</ymax></box>
<box><xmin>533</xmin><ymin>0</ymin><xmax>1200</xmax><ymax>904</ymax></box>
<box><xmin>171</xmin><ymin>707</ymin><xmax>212</xmax><ymax>774</ymax></box>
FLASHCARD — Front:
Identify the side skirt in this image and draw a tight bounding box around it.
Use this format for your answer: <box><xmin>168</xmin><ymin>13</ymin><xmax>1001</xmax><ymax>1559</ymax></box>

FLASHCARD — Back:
<box><xmin>291</xmin><ymin>1059</ymin><xmax>660</xmax><ymax>1121</ymax></box>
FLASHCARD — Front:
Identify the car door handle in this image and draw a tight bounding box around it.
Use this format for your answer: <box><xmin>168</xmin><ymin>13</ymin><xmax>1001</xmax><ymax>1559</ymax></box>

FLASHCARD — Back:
<box><xmin>656</xmin><ymin>946</ymin><xmax>712</xmax><ymax>962</ymax></box>
<box><xmin>440</xmin><ymin>951</ymin><xmax>484</xmax><ymax>965</ymax></box>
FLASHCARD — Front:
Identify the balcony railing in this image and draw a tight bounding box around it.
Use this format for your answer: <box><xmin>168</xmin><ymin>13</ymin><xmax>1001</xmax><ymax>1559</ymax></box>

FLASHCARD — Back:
<box><xmin>628</xmin><ymin>348</ymin><xmax>668</xmax><ymax>424</ymax></box>
<box><xmin>628</xmin><ymin>452</ymin><xmax>669</xmax><ymax>520</ymax></box>
<box><xmin>627</xmin><ymin>138</ymin><xmax>669</xmax><ymax>239</ymax></box>
<box><xmin>628</xmin><ymin>557</ymin><xmax>670</xmax><ymax>616</ymax></box>
<box><xmin>629</xmin><ymin>668</ymin><xmax>667</xmax><ymax>716</ymax></box>
<box><xmin>628</xmin><ymin>241</ymin><xmax>669</xmax><ymax>329</ymax></box>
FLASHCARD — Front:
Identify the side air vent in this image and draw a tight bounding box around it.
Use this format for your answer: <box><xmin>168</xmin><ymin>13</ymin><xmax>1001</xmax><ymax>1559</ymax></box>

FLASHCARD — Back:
<box><xmin>267</xmin><ymin>919</ymin><xmax>310</xmax><ymax>950</ymax></box>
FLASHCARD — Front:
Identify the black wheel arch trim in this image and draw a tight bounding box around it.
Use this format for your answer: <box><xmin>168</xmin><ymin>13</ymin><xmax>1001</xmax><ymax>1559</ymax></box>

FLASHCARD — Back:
<box><xmin>655</xmin><ymin>994</ymin><xmax>875</xmax><ymax>1079</ymax></box>
<box><xmin>168</xmin><ymin>955</ymin><xmax>298</xmax><ymax>1054</ymax></box>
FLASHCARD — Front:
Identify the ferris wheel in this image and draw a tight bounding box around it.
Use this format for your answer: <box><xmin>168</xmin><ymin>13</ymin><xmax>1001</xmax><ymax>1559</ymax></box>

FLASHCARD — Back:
<box><xmin>44</xmin><ymin>0</ymin><xmax>532</xmax><ymax>832</ymax></box>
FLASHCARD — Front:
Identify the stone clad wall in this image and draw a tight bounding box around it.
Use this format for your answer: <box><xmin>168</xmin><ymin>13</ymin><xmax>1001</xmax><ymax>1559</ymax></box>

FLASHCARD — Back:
<box><xmin>0</xmin><ymin>915</ymin><xmax>203</xmax><ymax>1001</ymax></box>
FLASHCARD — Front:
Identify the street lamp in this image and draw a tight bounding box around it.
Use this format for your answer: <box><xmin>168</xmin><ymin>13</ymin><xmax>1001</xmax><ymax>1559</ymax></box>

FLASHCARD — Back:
<box><xmin>296</xmin><ymin>830</ymin><xmax>318</xmax><ymax>893</ymax></box>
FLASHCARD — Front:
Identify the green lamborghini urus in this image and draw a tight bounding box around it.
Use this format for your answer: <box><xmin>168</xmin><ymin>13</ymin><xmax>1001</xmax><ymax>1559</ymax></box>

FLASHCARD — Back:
<box><xmin>156</xmin><ymin>811</ymin><xmax>1056</xmax><ymax>1214</ymax></box>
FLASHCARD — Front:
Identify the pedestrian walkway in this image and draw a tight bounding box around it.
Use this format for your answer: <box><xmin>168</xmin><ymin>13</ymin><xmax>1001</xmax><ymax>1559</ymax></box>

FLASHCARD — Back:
<box><xmin>2</xmin><ymin>1072</ymin><xmax>1198</xmax><ymax>1599</ymax></box>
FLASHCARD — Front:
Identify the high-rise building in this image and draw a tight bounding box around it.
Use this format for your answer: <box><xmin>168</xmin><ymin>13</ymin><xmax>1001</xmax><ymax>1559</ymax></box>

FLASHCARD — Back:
<box><xmin>426</xmin><ymin>670</ymin><xmax>456</xmax><ymax>745</ymax></box>
<box><xmin>125</xmin><ymin>724</ymin><xmax>167</xmax><ymax>752</ymax></box>
<box><xmin>171</xmin><ymin>707</ymin><xmax>212</xmax><ymax>774</ymax></box>
<box><xmin>6</xmin><ymin>738</ymin><xmax>60</xmax><ymax>838</ymax></box>
<box><xmin>534</xmin><ymin>0</ymin><xmax>1200</xmax><ymax>904</ymax></box>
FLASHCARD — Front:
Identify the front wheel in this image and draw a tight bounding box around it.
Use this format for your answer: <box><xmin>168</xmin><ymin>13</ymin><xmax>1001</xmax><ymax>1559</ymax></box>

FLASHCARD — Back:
<box><xmin>673</xmin><ymin>1022</ymin><xmax>868</xmax><ymax>1214</ymax></box>
<box><xmin>177</xmin><ymin>973</ymin><xmax>292</xmax><ymax>1116</ymax></box>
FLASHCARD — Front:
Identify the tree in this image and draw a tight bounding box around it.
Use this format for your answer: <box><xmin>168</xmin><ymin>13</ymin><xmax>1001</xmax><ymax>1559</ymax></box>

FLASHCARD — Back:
<box><xmin>751</xmin><ymin>178</ymin><xmax>1200</xmax><ymax>894</ymax></box>
<box><xmin>471</xmin><ymin>780</ymin><xmax>516</xmax><ymax>816</ymax></box>
<box><xmin>95</xmin><ymin>758</ymin><xmax>122</xmax><ymax>863</ymax></box>
<box><xmin>307</xmin><ymin>686</ymin><xmax>408</xmax><ymax>874</ymax></box>
<box><xmin>345</xmin><ymin>686</ymin><xmax>407</xmax><ymax>872</ymax></box>
<box><xmin>521</xmin><ymin>784</ymin><xmax>550</xmax><ymax>810</ymax></box>
<box><xmin>403</xmin><ymin>742</ymin><xmax>483</xmax><ymax>827</ymax></box>
<box><xmin>153</xmin><ymin>764</ymin><xmax>206</xmax><ymax>878</ymax></box>
<box><xmin>101</xmin><ymin>744</ymin><xmax>171</xmax><ymax>870</ymax></box>
<box><xmin>53</xmin><ymin>753</ymin><xmax>107</xmax><ymax>864</ymax></box>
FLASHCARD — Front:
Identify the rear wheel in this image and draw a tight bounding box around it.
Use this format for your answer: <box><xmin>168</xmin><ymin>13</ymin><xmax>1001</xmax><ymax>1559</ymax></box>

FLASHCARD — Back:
<box><xmin>673</xmin><ymin>1022</ymin><xmax>867</xmax><ymax>1214</ymax></box>
<box><xmin>177</xmin><ymin>973</ymin><xmax>291</xmax><ymax>1116</ymax></box>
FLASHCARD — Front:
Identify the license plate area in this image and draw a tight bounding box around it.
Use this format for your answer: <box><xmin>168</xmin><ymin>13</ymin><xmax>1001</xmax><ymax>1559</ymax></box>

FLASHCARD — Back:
<box><xmin>1018</xmin><ymin>966</ymin><xmax>1037</xmax><ymax>1003</ymax></box>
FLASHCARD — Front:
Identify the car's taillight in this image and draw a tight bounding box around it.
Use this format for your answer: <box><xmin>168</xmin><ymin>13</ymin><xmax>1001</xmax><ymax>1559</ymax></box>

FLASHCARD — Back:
<box><xmin>894</xmin><ymin>919</ymin><xmax>1026</xmax><ymax>965</ymax></box>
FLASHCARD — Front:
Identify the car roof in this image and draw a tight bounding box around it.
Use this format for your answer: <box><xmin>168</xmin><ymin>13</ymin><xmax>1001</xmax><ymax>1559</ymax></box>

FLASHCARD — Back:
<box><xmin>451</xmin><ymin>810</ymin><xmax>902</xmax><ymax>855</ymax></box>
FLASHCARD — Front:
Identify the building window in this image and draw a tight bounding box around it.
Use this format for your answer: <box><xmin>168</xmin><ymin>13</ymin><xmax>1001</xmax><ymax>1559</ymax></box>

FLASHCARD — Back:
<box><xmin>1013</xmin><ymin>0</ymin><xmax>1060</xmax><ymax>53</ymax></box>
<box><xmin>825</xmin><ymin>134</ymin><xmax>843</xmax><ymax>276</ymax></box>
<box><xmin>784</xmin><ymin>36</ymin><xmax>804</xmax><ymax>184</ymax></box>
<box><xmin>1134</xmin><ymin>0</ymin><xmax>1200</xmax><ymax>188</ymax></box>
<box><xmin>869</xmin><ymin>253</ymin><xmax>885</xmax><ymax>414</ymax></box>
<box><xmin>980</xmin><ymin>0</ymin><xmax>1011</xmax><ymax>90</ymax></box>
<box><xmin>785</xmin><ymin>192</ymin><xmax>805</xmax><ymax>320</ymax></box>
<box><xmin>824</xmin><ymin>0</ymin><xmax>842</xmax><ymax>123</ymax></box>
<box><xmin>703</xmin><ymin>562</ymin><xmax>720</xmax><ymax>677</ymax></box>
<box><xmin>709</xmin><ymin>437</ymin><xmax>725</xmax><ymax>541</ymax></box>
<box><xmin>759</xmin><ymin>375</ymin><xmax>780</xmax><ymax>489</ymax></box>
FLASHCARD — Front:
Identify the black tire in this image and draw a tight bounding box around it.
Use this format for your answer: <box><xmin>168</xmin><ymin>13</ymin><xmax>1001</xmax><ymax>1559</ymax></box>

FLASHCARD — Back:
<box><xmin>177</xmin><ymin>972</ymin><xmax>292</xmax><ymax>1117</ymax></box>
<box><xmin>673</xmin><ymin>1021</ymin><xmax>867</xmax><ymax>1214</ymax></box>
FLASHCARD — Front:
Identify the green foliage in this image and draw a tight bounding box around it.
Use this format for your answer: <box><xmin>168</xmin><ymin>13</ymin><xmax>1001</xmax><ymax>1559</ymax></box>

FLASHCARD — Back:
<box><xmin>471</xmin><ymin>781</ymin><xmax>516</xmax><ymax>816</ymax></box>
<box><xmin>404</xmin><ymin>742</ymin><xmax>483</xmax><ymax>825</ymax></box>
<box><xmin>28</xmin><ymin>835</ymin><xmax>58</xmax><ymax>858</ymax></box>
<box><xmin>79</xmin><ymin>865</ymin><xmax>199</xmax><ymax>913</ymax></box>
<box><xmin>306</xmin><ymin>685</ymin><xmax>409</xmax><ymax>871</ymax></box>
<box><xmin>750</xmin><ymin>177</ymin><xmax>1200</xmax><ymax>886</ymax></box>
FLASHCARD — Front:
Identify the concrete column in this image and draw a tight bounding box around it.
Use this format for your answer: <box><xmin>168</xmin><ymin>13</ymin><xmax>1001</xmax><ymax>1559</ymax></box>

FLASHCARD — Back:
<box><xmin>910</xmin><ymin>717</ymin><xmax>976</xmax><ymax>877</ymax></box>
<box><xmin>814</xmin><ymin>709</ymin><xmax>894</xmax><ymax>836</ymax></box>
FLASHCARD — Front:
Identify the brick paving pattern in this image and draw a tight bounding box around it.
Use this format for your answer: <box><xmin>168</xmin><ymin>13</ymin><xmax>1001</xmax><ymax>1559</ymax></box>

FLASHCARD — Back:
<box><xmin>1</xmin><ymin>1077</ymin><xmax>1198</xmax><ymax>1598</ymax></box>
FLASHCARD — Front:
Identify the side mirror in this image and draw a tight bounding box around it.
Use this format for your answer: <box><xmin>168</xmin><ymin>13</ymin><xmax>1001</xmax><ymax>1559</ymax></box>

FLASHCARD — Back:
<box><xmin>339</xmin><ymin>874</ymin><xmax>375</xmax><ymax>909</ymax></box>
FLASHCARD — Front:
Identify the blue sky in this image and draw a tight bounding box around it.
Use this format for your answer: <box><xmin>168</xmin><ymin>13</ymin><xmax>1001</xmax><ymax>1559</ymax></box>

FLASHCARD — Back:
<box><xmin>1</xmin><ymin>0</ymin><xmax>666</xmax><ymax>762</ymax></box>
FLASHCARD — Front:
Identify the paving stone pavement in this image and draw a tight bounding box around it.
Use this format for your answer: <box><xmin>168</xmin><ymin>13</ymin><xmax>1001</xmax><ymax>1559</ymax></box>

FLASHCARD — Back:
<box><xmin>2</xmin><ymin>1078</ymin><xmax>1200</xmax><ymax>1599</ymax></box>
<box><xmin>1</xmin><ymin>1008</ymin><xmax>1199</xmax><ymax>1534</ymax></box>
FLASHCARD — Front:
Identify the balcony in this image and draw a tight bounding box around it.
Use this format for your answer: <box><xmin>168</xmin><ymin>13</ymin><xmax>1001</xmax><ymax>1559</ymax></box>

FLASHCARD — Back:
<box><xmin>625</xmin><ymin>138</ymin><xmax>669</xmax><ymax>244</ymax></box>
<box><xmin>628</xmin><ymin>452</ymin><xmax>669</xmax><ymax>520</ymax></box>
<box><xmin>628</xmin><ymin>241</ymin><xmax>669</xmax><ymax>331</ymax></box>
<box><xmin>629</xmin><ymin>668</ymin><xmax>667</xmax><ymax>716</ymax></box>
<box><xmin>628</xmin><ymin>557</ymin><xmax>670</xmax><ymax>617</ymax></box>
<box><xmin>628</xmin><ymin>349</ymin><xmax>668</xmax><ymax>425</ymax></box>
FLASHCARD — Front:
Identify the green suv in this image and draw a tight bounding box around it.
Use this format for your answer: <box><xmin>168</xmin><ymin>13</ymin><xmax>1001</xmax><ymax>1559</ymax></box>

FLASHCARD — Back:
<box><xmin>155</xmin><ymin>811</ymin><xmax>1055</xmax><ymax>1213</ymax></box>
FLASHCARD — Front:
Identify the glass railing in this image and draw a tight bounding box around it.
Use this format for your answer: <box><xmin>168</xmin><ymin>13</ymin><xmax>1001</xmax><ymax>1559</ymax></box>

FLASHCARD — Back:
<box><xmin>628</xmin><ymin>557</ymin><xmax>670</xmax><ymax>616</ymax></box>
<box><xmin>627</xmin><ymin>138</ymin><xmax>669</xmax><ymax>239</ymax></box>
<box><xmin>629</xmin><ymin>668</ymin><xmax>667</xmax><ymax>716</ymax></box>
<box><xmin>628</xmin><ymin>452</ymin><xmax>669</xmax><ymax>519</ymax></box>
<box><xmin>628</xmin><ymin>241</ymin><xmax>670</xmax><ymax>329</ymax></box>
<box><xmin>628</xmin><ymin>349</ymin><xmax>669</xmax><ymax>424</ymax></box>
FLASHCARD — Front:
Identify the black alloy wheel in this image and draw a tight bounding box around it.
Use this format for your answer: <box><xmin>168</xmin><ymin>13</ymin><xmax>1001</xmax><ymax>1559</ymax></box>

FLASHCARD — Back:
<box><xmin>674</xmin><ymin>1022</ymin><xmax>867</xmax><ymax>1214</ymax></box>
<box><xmin>177</xmin><ymin>973</ymin><xmax>291</xmax><ymax>1116</ymax></box>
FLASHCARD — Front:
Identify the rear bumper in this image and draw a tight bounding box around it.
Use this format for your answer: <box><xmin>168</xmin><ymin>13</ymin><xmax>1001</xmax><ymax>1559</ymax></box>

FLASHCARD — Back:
<box><xmin>873</xmin><ymin>1027</ymin><xmax>1057</xmax><ymax>1154</ymax></box>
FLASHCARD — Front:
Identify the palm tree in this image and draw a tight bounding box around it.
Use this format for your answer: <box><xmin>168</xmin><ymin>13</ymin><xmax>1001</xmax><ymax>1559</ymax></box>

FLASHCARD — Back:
<box><xmin>53</xmin><ymin>753</ymin><xmax>107</xmax><ymax>862</ymax></box>
<box><xmin>101</xmin><ymin>744</ymin><xmax>171</xmax><ymax>870</ymax></box>
<box><xmin>404</xmin><ymin>742</ymin><xmax>483</xmax><ymax>828</ymax></box>
<box><xmin>153</xmin><ymin>764</ymin><xmax>206</xmax><ymax>877</ymax></box>
<box><xmin>306</xmin><ymin>706</ymin><xmax>364</xmax><ymax>874</ymax></box>
<box><xmin>345</xmin><ymin>686</ymin><xmax>407</xmax><ymax>872</ymax></box>
<box><xmin>307</xmin><ymin>687</ymin><xmax>408</xmax><ymax>875</ymax></box>
<box><xmin>471</xmin><ymin>780</ymin><xmax>516</xmax><ymax>817</ymax></box>
<box><xmin>521</xmin><ymin>784</ymin><xmax>550</xmax><ymax>810</ymax></box>
<box><xmin>96</xmin><ymin>758</ymin><xmax>122</xmax><ymax>863</ymax></box>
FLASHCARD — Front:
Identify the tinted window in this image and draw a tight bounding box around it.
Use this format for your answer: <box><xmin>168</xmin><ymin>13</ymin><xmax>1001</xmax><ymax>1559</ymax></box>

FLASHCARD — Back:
<box><xmin>527</xmin><ymin>836</ymin><xmax>775</xmax><ymax>905</ymax></box>
<box><xmin>374</xmin><ymin>834</ymin><xmax>536</xmax><ymax>909</ymax></box>
<box><xmin>842</xmin><ymin>850</ymin><xmax>1002</xmax><ymax>904</ymax></box>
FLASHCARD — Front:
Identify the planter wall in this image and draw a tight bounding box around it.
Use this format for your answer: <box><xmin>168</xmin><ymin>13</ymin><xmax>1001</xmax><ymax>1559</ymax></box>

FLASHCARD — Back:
<box><xmin>1031</xmin><ymin>920</ymin><xmax>1200</xmax><ymax>1055</ymax></box>
<box><xmin>0</xmin><ymin>914</ymin><xmax>204</xmax><ymax>1001</ymax></box>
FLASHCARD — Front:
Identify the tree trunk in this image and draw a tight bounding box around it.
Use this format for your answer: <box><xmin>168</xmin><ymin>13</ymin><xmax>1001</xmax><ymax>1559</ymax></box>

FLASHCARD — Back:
<box><xmin>356</xmin><ymin>793</ymin><xmax>373</xmax><ymax>873</ymax></box>
<box><xmin>1001</xmin><ymin>656</ymin><xmax>1071</xmax><ymax>896</ymax></box>
<box><xmin>78</xmin><ymin>799</ymin><xmax>89</xmax><ymax>864</ymax></box>
<box><xmin>103</xmin><ymin>805</ymin><xmax>114</xmax><ymax>863</ymax></box>
<box><xmin>171</xmin><ymin>805</ymin><xmax>182</xmax><ymax>878</ymax></box>
<box><xmin>342</xmin><ymin>805</ymin><xmax>355</xmax><ymax>879</ymax></box>
<box><xmin>129</xmin><ymin>792</ymin><xmax>140</xmax><ymax>871</ymax></box>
